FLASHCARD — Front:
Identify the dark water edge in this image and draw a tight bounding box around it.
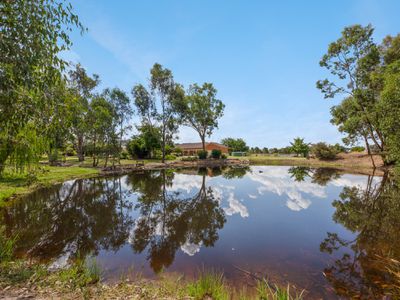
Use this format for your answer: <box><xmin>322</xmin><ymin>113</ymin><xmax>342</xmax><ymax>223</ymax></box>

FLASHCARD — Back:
<box><xmin>1</xmin><ymin>166</ymin><xmax>399</xmax><ymax>299</ymax></box>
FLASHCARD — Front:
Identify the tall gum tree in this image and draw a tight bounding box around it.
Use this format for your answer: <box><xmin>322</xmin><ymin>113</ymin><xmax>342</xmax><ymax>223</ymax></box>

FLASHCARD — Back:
<box><xmin>317</xmin><ymin>25</ymin><xmax>385</xmax><ymax>166</ymax></box>
<box><xmin>132</xmin><ymin>63</ymin><xmax>184</xmax><ymax>163</ymax></box>
<box><xmin>178</xmin><ymin>83</ymin><xmax>225</xmax><ymax>152</ymax></box>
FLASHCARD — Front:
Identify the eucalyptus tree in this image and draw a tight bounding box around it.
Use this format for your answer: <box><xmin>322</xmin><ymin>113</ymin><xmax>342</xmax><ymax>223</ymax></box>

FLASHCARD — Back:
<box><xmin>87</xmin><ymin>95</ymin><xmax>115</xmax><ymax>167</ymax></box>
<box><xmin>68</xmin><ymin>64</ymin><xmax>100</xmax><ymax>162</ymax></box>
<box><xmin>317</xmin><ymin>25</ymin><xmax>400</xmax><ymax>166</ymax></box>
<box><xmin>178</xmin><ymin>83</ymin><xmax>225</xmax><ymax>151</ymax></box>
<box><xmin>221</xmin><ymin>138</ymin><xmax>248</xmax><ymax>153</ymax></box>
<box><xmin>0</xmin><ymin>0</ymin><xmax>84</xmax><ymax>174</ymax></box>
<box><xmin>132</xmin><ymin>63</ymin><xmax>184</xmax><ymax>162</ymax></box>
<box><xmin>103</xmin><ymin>88</ymin><xmax>133</xmax><ymax>154</ymax></box>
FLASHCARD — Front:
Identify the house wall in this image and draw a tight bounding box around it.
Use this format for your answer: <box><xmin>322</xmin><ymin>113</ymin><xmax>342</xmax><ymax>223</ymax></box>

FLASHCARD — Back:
<box><xmin>205</xmin><ymin>143</ymin><xmax>229</xmax><ymax>154</ymax></box>
<box><xmin>181</xmin><ymin>144</ymin><xmax>228</xmax><ymax>156</ymax></box>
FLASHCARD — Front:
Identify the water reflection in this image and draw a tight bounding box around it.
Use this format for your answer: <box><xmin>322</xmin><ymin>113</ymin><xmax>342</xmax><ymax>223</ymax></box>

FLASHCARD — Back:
<box><xmin>126</xmin><ymin>170</ymin><xmax>226</xmax><ymax>273</ymax></box>
<box><xmin>1</xmin><ymin>166</ymin><xmax>399</xmax><ymax>298</ymax></box>
<box><xmin>1</xmin><ymin>177</ymin><xmax>134</xmax><ymax>265</ymax></box>
<box><xmin>320</xmin><ymin>171</ymin><xmax>400</xmax><ymax>298</ymax></box>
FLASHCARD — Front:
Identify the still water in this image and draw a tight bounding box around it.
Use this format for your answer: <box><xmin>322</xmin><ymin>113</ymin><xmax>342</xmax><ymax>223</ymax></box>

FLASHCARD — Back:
<box><xmin>2</xmin><ymin>166</ymin><xmax>399</xmax><ymax>298</ymax></box>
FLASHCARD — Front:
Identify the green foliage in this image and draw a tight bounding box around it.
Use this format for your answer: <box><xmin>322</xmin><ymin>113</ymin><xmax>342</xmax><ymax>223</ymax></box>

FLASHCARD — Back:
<box><xmin>132</xmin><ymin>63</ymin><xmax>184</xmax><ymax>162</ymax></box>
<box><xmin>211</xmin><ymin>149</ymin><xmax>222</xmax><ymax>159</ymax></box>
<box><xmin>333</xmin><ymin>143</ymin><xmax>346</xmax><ymax>153</ymax></box>
<box><xmin>181</xmin><ymin>156</ymin><xmax>198</xmax><ymax>162</ymax></box>
<box><xmin>221</xmin><ymin>154</ymin><xmax>227</xmax><ymax>159</ymax></box>
<box><xmin>197</xmin><ymin>150</ymin><xmax>208</xmax><ymax>160</ymax></box>
<box><xmin>173</xmin><ymin>147</ymin><xmax>183</xmax><ymax>156</ymax></box>
<box><xmin>165</xmin><ymin>154</ymin><xmax>176</xmax><ymax>161</ymax></box>
<box><xmin>57</xmin><ymin>257</ymin><xmax>101</xmax><ymax>288</ymax></box>
<box><xmin>221</xmin><ymin>138</ymin><xmax>248</xmax><ymax>153</ymax></box>
<box><xmin>351</xmin><ymin>146</ymin><xmax>365</xmax><ymax>152</ymax></box>
<box><xmin>0</xmin><ymin>227</ymin><xmax>18</xmax><ymax>263</ymax></box>
<box><xmin>178</xmin><ymin>83</ymin><xmax>225</xmax><ymax>150</ymax></box>
<box><xmin>289</xmin><ymin>137</ymin><xmax>310</xmax><ymax>157</ymax></box>
<box><xmin>312</xmin><ymin>142</ymin><xmax>338</xmax><ymax>160</ymax></box>
<box><xmin>120</xmin><ymin>150</ymin><xmax>129</xmax><ymax>160</ymax></box>
<box><xmin>318</xmin><ymin>25</ymin><xmax>400</xmax><ymax>165</ymax></box>
<box><xmin>127</xmin><ymin>136</ymin><xmax>148</xmax><ymax>159</ymax></box>
<box><xmin>0</xmin><ymin>0</ymin><xmax>84</xmax><ymax>174</ymax></box>
<box><xmin>379</xmin><ymin>64</ymin><xmax>400</xmax><ymax>163</ymax></box>
<box><xmin>186</xmin><ymin>271</ymin><xmax>229</xmax><ymax>300</ymax></box>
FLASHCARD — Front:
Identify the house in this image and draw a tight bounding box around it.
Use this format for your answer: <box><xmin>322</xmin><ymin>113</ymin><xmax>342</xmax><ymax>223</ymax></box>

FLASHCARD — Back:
<box><xmin>176</xmin><ymin>142</ymin><xmax>229</xmax><ymax>156</ymax></box>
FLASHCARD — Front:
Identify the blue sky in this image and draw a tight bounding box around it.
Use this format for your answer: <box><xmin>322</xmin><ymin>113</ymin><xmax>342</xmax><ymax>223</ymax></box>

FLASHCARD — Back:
<box><xmin>64</xmin><ymin>0</ymin><xmax>400</xmax><ymax>147</ymax></box>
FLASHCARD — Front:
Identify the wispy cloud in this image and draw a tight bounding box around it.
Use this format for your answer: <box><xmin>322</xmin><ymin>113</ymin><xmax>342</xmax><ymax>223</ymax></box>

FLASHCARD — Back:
<box><xmin>88</xmin><ymin>19</ymin><xmax>161</xmax><ymax>82</ymax></box>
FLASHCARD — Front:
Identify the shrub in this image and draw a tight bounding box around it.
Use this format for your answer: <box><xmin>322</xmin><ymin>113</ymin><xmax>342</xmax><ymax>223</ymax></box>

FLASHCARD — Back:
<box><xmin>221</xmin><ymin>154</ymin><xmax>227</xmax><ymax>159</ymax></box>
<box><xmin>311</xmin><ymin>142</ymin><xmax>338</xmax><ymax>160</ymax></box>
<box><xmin>211</xmin><ymin>149</ymin><xmax>222</xmax><ymax>159</ymax></box>
<box><xmin>351</xmin><ymin>146</ymin><xmax>365</xmax><ymax>152</ymax></box>
<box><xmin>173</xmin><ymin>147</ymin><xmax>183</xmax><ymax>156</ymax></box>
<box><xmin>197</xmin><ymin>150</ymin><xmax>208</xmax><ymax>159</ymax></box>
<box><xmin>181</xmin><ymin>156</ymin><xmax>197</xmax><ymax>162</ymax></box>
<box><xmin>165</xmin><ymin>154</ymin><xmax>176</xmax><ymax>161</ymax></box>
<box><xmin>120</xmin><ymin>150</ymin><xmax>129</xmax><ymax>159</ymax></box>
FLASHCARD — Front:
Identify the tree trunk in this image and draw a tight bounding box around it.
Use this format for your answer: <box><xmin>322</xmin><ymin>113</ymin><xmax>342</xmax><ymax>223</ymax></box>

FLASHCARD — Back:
<box><xmin>161</xmin><ymin>127</ymin><xmax>165</xmax><ymax>163</ymax></box>
<box><xmin>201</xmin><ymin>134</ymin><xmax>206</xmax><ymax>152</ymax></box>
<box><xmin>77</xmin><ymin>134</ymin><xmax>84</xmax><ymax>162</ymax></box>
<box><xmin>92</xmin><ymin>136</ymin><xmax>97</xmax><ymax>167</ymax></box>
<box><xmin>363</xmin><ymin>135</ymin><xmax>376</xmax><ymax>169</ymax></box>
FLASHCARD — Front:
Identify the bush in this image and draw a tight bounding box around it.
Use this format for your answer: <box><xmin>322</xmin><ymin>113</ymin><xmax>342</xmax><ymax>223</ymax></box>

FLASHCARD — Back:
<box><xmin>173</xmin><ymin>147</ymin><xmax>183</xmax><ymax>156</ymax></box>
<box><xmin>127</xmin><ymin>137</ymin><xmax>148</xmax><ymax>159</ymax></box>
<box><xmin>351</xmin><ymin>146</ymin><xmax>365</xmax><ymax>152</ymax></box>
<box><xmin>181</xmin><ymin>156</ymin><xmax>197</xmax><ymax>162</ymax></box>
<box><xmin>311</xmin><ymin>142</ymin><xmax>338</xmax><ymax>160</ymax></box>
<box><xmin>221</xmin><ymin>154</ymin><xmax>227</xmax><ymax>159</ymax></box>
<box><xmin>165</xmin><ymin>154</ymin><xmax>176</xmax><ymax>161</ymax></box>
<box><xmin>211</xmin><ymin>149</ymin><xmax>222</xmax><ymax>159</ymax></box>
<box><xmin>197</xmin><ymin>150</ymin><xmax>208</xmax><ymax>159</ymax></box>
<box><xmin>120</xmin><ymin>150</ymin><xmax>129</xmax><ymax>159</ymax></box>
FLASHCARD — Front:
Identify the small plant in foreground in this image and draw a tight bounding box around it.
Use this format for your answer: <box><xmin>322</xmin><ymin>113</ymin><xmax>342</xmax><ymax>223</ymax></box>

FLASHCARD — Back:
<box><xmin>186</xmin><ymin>270</ymin><xmax>230</xmax><ymax>300</ymax></box>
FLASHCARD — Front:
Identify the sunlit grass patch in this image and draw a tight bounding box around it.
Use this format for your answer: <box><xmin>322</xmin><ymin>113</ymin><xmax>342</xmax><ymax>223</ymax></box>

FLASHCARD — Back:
<box><xmin>186</xmin><ymin>270</ymin><xmax>230</xmax><ymax>300</ymax></box>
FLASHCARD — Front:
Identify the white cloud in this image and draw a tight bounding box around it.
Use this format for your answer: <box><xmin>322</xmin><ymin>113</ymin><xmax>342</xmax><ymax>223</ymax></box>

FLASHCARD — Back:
<box><xmin>181</xmin><ymin>241</ymin><xmax>202</xmax><ymax>256</ymax></box>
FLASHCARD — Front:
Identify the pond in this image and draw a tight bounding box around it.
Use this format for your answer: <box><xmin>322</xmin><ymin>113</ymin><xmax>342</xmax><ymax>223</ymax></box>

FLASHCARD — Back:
<box><xmin>1</xmin><ymin>166</ymin><xmax>399</xmax><ymax>299</ymax></box>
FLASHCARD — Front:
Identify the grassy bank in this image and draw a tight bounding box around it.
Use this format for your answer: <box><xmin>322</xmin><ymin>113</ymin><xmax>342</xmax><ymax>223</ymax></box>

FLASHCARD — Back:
<box><xmin>0</xmin><ymin>259</ymin><xmax>304</xmax><ymax>300</ymax></box>
<box><xmin>237</xmin><ymin>153</ymin><xmax>385</xmax><ymax>172</ymax></box>
<box><xmin>0</xmin><ymin>166</ymin><xmax>99</xmax><ymax>206</ymax></box>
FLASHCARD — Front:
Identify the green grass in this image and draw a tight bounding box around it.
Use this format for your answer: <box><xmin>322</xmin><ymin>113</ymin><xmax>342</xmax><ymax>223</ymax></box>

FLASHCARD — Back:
<box><xmin>0</xmin><ymin>166</ymin><xmax>99</xmax><ymax>205</ymax></box>
<box><xmin>0</xmin><ymin>226</ymin><xmax>18</xmax><ymax>263</ymax></box>
<box><xmin>187</xmin><ymin>270</ymin><xmax>230</xmax><ymax>300</ymax></box>
<box><xmin>54</xmin><ymin>257</ymin><xmax>101</xmax><ymax>288</ymax></box>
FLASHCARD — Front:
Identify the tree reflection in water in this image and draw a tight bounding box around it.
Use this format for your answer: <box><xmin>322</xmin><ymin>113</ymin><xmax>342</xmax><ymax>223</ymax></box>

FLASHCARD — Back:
<box><xmin>320</xmin><ymin>171</ymin><xmax>400</xmax><ymax>298</ymax></box>
<box><xmin>127</xmin><ymin>169</ymin><xmax>226</xmax><ymax>273</ymax></box>
<box><xmin>287</xmin><ymin>166</ymin><xmax>341</xmax><ymax>185</ymax></box>
<box><xmin>1</xmin><ymin>177</ymin><xmax>134</xmax><ymax>263</ymax></box>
